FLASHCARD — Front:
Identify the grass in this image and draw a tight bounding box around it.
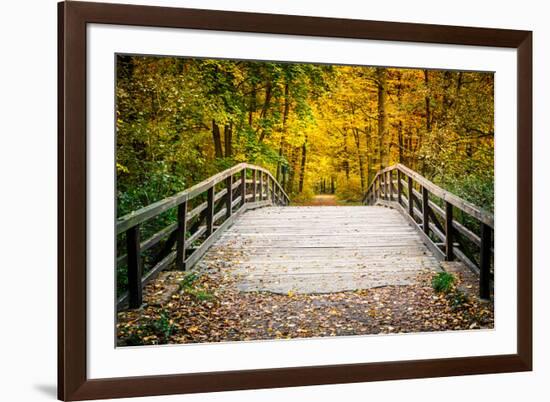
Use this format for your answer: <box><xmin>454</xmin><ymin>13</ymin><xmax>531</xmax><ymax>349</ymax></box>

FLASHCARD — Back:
<box><xmin>179</xmin><ymin>272</ymin><xmax>215</xmax><ymax>302</ymax></box>
<box><xmin>431</xmin><ymin>272</ymin><xmax>455</xmax><ymax>293</ymax></box>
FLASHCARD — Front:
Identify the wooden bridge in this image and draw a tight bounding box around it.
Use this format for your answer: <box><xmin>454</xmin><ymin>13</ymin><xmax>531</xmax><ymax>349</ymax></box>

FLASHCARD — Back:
<box><xmin>117</xmin><ymin>163</ymin><xmax>494</xmax><ymax>310</ymax></box>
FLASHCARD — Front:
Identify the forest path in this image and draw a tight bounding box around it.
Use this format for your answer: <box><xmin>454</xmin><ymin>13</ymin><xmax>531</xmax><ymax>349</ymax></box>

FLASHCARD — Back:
<box><xmin>201</xmin><ymin>205</ymin><xmax>441</xmax><ymax>294</ymax></box>
<box><xmin>308</xmin><ymin>194</ymin><xmax>339</xmax><ymax>206</ymax></box>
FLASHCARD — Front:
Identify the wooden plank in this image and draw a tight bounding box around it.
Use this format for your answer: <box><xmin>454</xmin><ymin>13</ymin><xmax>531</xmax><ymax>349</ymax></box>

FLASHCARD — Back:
<box><xmin>453</xmin><ymin>220</ymin><xmax>481</xmax><ymax>247</ymax></box>
<box><xmin>232</xmin><ymin>196</ymin><xmax>242</xmax><ymax>209</ymax></box>
<box><xmin>126</xmin><ymin>225</ymin><xmax>142</xmax><ymax>309</ymax></box>
<box><xmin>480</xmin><ymin>223</ymin><xmax>492</xmax><ymax>299</ymax></box>
<box><xmin>388</xmin><ymin>171</ymin><xmax>393</xmax><ymax>201</ymax></box>
<box><xmin>422</xmin><ymin>186</ymin><xmax>430</xmax><ymax>236</ymax></box>
<box><xmin>225</xmin><ymin>175</ymin><xmax>233</xmax><ymax>218</ymax></box>
<box><xmin>377</xmin><ymin>200</ymin><xmax>445</xmax><ymax>261</ymax></box>
<box><xmin>244</xmin><ymin>163</ymin><xmax>289</xmax><ymax>203</ymax></box>
<box><xmin>252</xmin><ymin>170</ymin><xmax>257</xmax><ymax>202</ymax></box>
<box><xmin>407</xmin><ymin>176</ymin><xmax>414</xmax><ymax>217</ymax></box>
<box><xmin>206</xmin><ymin>187</ymin><xmax>215</xmax><ymax>237</ymax></box>
<box><xmin>240</xmin><ymin>168</ymin><xmax>246</xmax><ymax>206</ymax></box>
<box><xmin>187</xmin><ymin>201</ymin><xmax>207</xmax><ymax>222</ymax></box>
<box><xmin>187</xmin><ymin>225</ymin><xmax>207</xmax><ymax>245</ymax></box>
<box><xmin>428</xmin><ymin>222</ymin><xmax>445</xmax><ymax>242</ymax></box>
<box><xmin>258</xmin><ymin>172</ymin><xmax>263</xmax><ymax>201</ymax></box>
<box><xmin>395</xmin><ymin>164</ymin><xmax>494</xmax><ymax>227</ymax></box>
<box><xmin>428</xmin><ymin>199</ymin><xmax>445</xmax><ymax>217</ymax></box>
<box><xmin>214</xmin><ymin>207</ymin><xmax>227</xmax><ymax>223</ymax></box>
<box><xmin>117</xmin><ymin>223</ymin><xmax>177</xmax><ymax>266</ymax></box>
<box><xmin>202</xmin><ymin>204</ymin><xmax>443</xmax><ymax>294</ymax></box>
<box><xmin>176</xmin><ymin>201</ymin><xmax>187</xmax><ymax>270</ymax></box>
<box><xmin>142</xmin><ymin>250</ymin><xmax>177</xmax><ymax>286</ymax></box>
<box><xmin>454</xmin><ymin>248</ymin><xmax>480</xmax><ymax>275</ymax></box>
<box><xmin>232</xmin><ymin>179</ymin><xmax>241</xmax><ymax>191</ymax></box>
<box><xmin>116</xmin><ymin>163</ymin><xmax>248</xmax><ymax>234</ymax></box>
<box><xmin>184</xmin><ymin>204</ymin><xmax>247</xmax><ymax>269</ymax></box>
<box><xmin>397</xmin><ymin>170</ymin><xmax>402</xmax><ymax>205</ymax></box>
<box><xmin>117</xmin><ymin>250</ymin><xmax>178</xmax><ymax>310</ymax></box>
<box><xmin>445</xmin><ymin>201</ymin><xmax>454</xmax><ymax>261</ymax></box>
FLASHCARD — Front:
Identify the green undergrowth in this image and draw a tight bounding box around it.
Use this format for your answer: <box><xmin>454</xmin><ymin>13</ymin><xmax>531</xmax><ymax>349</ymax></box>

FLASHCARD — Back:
<box><xmin>179</xmin><ymin>272</ymin><xmax>215</xmax><ymax>302</ymax></box>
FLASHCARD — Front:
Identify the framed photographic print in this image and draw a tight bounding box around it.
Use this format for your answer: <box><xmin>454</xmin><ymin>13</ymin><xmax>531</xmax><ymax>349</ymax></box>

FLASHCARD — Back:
<box><xmin>58</xmin><ymin>1</ymin><xmax>532</xmax><ymax>400</ymax></box>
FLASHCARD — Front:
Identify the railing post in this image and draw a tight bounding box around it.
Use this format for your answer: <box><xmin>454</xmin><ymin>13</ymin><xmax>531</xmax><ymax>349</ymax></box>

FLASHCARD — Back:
<box><xmin>407</xmin><ymin>176</ymin><xmax>414</xmax><ymax>217</ymax></box>
<box><xmin>240</xmin><ymin>168</ymin><xmax>246</xmax><ymax>207</ymax></box>
<box><xmin>176</xmin><ymin>201</ymin><xmax>188</xmax><ymax>270</ymax></box>
<box><xmin>252</xmin><ymin>170</ymin><xmax>257</xmax><ymax>202</ymax></box>
<box><xmin>480</xmin><ymin>223</ymin><xmax>492</xmax><ymax>299</ymax></box>
<box><xmin>445</xmin><ymin>201</ymin><xmax>454</xmax><ymax>261</ymax></box>
<box><xmin>126</xmin><ymin>225</ymin><xmax>142</xmax><ymax>309</ymax></box>
<box><xmin>259</xmin><ymin>172</ymin><xmax>263</xmax><ymax>201</ymax></box>
<box><xmin>422</xmin><ymin>186</ymin><xmax>430</xmax><ymax>235</ymax></box>
<box><xmin>225</xmin><ymin>175</ymin><xmax>233</xmax><ymax>218</ymax></box>
<box><xmin>388</xmin><ymin>171</ymin><xmax>393</xmax><ymax>201</ymax></box>
<box><xmin>206</xmin><ymin>186</ymin><xmax>214</xmax><ymax>236</ymax></box>
<box><xmin>397</xmin><ymin>170</ymin><xmax>402</xmax><ymax>205</ymax></box>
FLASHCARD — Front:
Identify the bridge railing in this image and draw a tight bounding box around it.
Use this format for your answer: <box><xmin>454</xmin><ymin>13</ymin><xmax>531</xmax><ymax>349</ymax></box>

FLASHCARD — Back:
<box><xmin>116</xmin><ymin>163</ymin><xmax>290</xmax><ymax>310</ymax></box>
<box><xmin>363</xmin><ymin>164</ymin><xmax>494</xmax><ymax>299</ymax></box>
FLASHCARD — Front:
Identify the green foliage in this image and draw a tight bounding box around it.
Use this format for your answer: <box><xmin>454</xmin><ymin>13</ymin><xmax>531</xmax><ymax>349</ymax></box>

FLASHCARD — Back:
<box><xmin>115</xmin><ymin>57</ymin><xmax>494</xmax><ymax>299</ymax></box>
<box><xmin>179</xmin><ymin>272</ymin><xmax>215</xmax><ymax>302</ymax></box>
<box><xmin>179</xmin><ymin>272</ymin><xmax>199</xmax><ymax>290</ymax></box>
<box><xmin>432</xmin><ymin>272</ymin><xmax>456</xmax><ymax>293</ymax></box>
<box><xmin>186</xmin><ymin>288</ymin><xmax>215</xmax><ymax>302</ymax></box>
<box><xmin>120</xmin><ymin>309</ymin><xmax>175</xmax><ymax>345</ymax></box>
<box><xmin>290</xmin><ymin>187</ymin><xmax>315</xmax><ymax>205</ymax></box>
<box><xmin>150</xmin><ymin>310</ymin><xmax>175</xmax><ymax>341</ymax></box>
<box><xmin>117</xmin><ymin>161</ymin><xmax>186</xmax><ymax>216</ymax></box>
<box><xmin>448</xmin><ymin>290</ymin><xmax>469</xmax><ymax>310</ymax></box>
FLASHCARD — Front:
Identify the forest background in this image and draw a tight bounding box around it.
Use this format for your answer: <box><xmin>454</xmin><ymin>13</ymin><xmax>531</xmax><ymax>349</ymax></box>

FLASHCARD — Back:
<box><xmin>116</xmin><ymin>56</ymin><xmax>494</xmax><ymax>216</ymax></box>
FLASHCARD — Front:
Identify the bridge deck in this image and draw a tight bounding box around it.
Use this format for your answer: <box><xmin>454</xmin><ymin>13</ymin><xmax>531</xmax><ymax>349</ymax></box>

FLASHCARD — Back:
<box><xmin>201</xmin><ymin>205</ymin><xmax>441</xmax><ymax>294</ymax></box>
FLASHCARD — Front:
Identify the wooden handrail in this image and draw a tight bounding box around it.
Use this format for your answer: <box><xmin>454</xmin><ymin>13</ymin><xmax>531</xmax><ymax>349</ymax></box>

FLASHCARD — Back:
<box><xmin>363</xmin><ymin>164</ymin><xmax>494</xmax><ymax>300</ymax></box>
<box><xmin>117</xmin><ymin>163</ymin><xmax>289</xmax><ymax>310</ymax></box>
<box><xmin>117</xmin><ymin>163</ymin><xmax>289</xmax><ymax>234</ymax></box>
<box><xmin>364</xmin><ymin>164</ymin><xmax>493</xmax><ymax>228</ymax></box>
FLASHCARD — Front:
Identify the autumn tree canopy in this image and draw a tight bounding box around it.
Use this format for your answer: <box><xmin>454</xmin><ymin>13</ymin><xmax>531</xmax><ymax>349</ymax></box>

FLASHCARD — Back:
<box><xmin>116</xmin><ymin>56</ymin><xmax>494</xmax><ymax>215</ymax></box>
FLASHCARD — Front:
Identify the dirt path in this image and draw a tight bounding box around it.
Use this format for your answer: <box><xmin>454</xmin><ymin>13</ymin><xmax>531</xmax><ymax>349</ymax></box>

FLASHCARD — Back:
<box><xmin>300</xmin><ymin>194</ymin><xmax>339</xmax><ymax>206</ymax></box>
<box><xmin>117</xmin><ymin>265</ymin><xmax>494</xmax><ymax>346</ymax></box>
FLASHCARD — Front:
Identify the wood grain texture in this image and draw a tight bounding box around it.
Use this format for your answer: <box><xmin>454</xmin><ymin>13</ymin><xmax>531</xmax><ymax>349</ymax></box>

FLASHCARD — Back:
<box><xmin>203</xmin><ymin>206</ymin><xmax>440</xmax><ymax>294</ymax></box>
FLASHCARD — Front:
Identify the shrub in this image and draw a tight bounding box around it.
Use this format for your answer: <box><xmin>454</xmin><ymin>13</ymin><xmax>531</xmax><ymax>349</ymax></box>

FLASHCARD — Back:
<box><xmin>432</xmin><ymin>272</ymin><xmax>455</xmax><ymax>293</ymax></box>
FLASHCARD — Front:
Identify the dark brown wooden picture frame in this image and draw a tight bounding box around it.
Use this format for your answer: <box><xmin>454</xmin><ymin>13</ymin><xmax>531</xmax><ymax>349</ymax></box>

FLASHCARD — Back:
<box><xmin>58</xmin><ymin>1</ymin><xmax>532</xmax><ymax>400</ymax></box>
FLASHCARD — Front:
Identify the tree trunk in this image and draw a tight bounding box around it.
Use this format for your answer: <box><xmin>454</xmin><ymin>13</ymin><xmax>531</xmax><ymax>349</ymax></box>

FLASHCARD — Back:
<box><xmin>298</xmin><ymin>138</ymin><xmax>307</xmax><ymax>193</ymax></box>
<box><xmin>424</xmin><ymin>69</ymin><xmax>431</xmax><ymax>132</ymax></box>
<box><xmin>212</xmin><ymin>120</ymin><xmax>223</xmax><ymax>158</ymax></box>
<box><xmin>377</xmin><ymin>68</ymin><xmax>389</xmax><ymax>168</ymax></box>
<box><xmin>398</xmin><ymin>121</ymin><xmax>404</xmax><ymax>163</ymax></box>
<box><xmin>257</xmin><ymin>81</ymin><xmax>273</xmax><ymax>143</ymax></box>
<box><xmin>342</xmin><ymin>130</ymin><xmax>350</xmax><ymax>181</ymax></box>
<box><xmin>287</xmin><ymin>146</ymin><xmax>297</xmax><ymax>193</ymax></box>
<box><xmin>353</xmin><ymin>128</ymin><xmax>365</xmax><ymax>193</ymax></box>
<box><xmin>366</xmin><ymin>125</ymin><xmax>376</xmax><ymax>187</ymax></box>
<box><xmin>277</xmin><ymin>83</ymin><xmax>290</xmax><ymax>181</ymax></box>
<box><xmin>248</xmin><ymin>86</ymin><xmax>256</xmax><ymax>127</ymax></box>
<box><xmin>396</xmin><ymin>72</ymin><xmax>404</xmax><ymax>164</ymax></box>
<box><xmin>223</xmin><ymin>124</ymin><xmax>232</xmax><ymax>157</ymax></box>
